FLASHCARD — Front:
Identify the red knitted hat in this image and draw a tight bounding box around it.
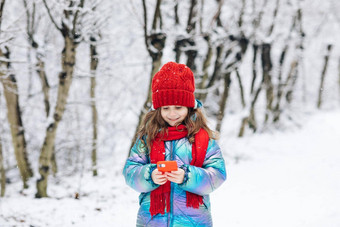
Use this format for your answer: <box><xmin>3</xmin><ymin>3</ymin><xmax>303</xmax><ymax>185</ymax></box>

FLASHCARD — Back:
<box><xmin>152</xmin><ymin>62</ymin><xmax>195</xmax><ymax>109</ymax></box>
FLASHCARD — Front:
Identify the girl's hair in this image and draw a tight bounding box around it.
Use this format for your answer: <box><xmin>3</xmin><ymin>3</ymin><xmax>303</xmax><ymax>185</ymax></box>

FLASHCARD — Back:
<box><xmin>136</xmin><ymin>107</ymin><xmax>218</xmax><ymax>151</ymax></box>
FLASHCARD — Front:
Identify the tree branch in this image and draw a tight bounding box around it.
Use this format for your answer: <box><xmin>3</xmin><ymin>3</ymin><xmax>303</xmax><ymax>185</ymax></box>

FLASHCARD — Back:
<box><xmin>72</xmin><ymin>0</ymin><xmax>85</xmax><ymax>37</ymax></box>
<box><xmin>187</xmin><ymin>0</ymin><xmax>198</xmax><ymax>33</ymax></box>
<box><xmin>267</xmin><ymin>0</ymin><xmax>280</xmax><ymax>36</ymax></box>
<box><xmin>142</xmin><ymin>0</ymin><xmax>150</xmax><ymax>52</ymax></box>
<box><xmin>151</xmin><ymin>0</ymin><xmax>161</xmax><ymax>30</ymax></box>
<box><xmin>0</xmin><ymin>0</ymin><xmax>6</xmax><ymax>31</ymax></box>
<box><xmin>42</xmin><ymin>0</ymin><xmax>62</xmax><ymax>31</ymax></box>
<box><xmin>209</xmin><ymin>0</ymin><xmax>224</xmax><ymax>28</ymax></box>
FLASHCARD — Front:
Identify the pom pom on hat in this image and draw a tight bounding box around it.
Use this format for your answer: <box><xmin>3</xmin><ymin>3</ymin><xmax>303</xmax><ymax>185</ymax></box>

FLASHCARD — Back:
<box><xmin>152</xmin><ymin>62</ymin><xmax>195</xmax><ymax>109</ymax></box>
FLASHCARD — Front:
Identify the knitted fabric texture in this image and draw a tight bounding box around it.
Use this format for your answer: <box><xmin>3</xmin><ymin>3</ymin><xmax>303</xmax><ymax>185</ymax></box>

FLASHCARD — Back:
<box><xmin>152</xmin><ymin>62</ymin><xmax>195</xmax><ymax>109</ymax></box>
<box><xmin>149</xmin><ymin>125</ymin><xmax>209</xmax><ymax>217</ymax></box>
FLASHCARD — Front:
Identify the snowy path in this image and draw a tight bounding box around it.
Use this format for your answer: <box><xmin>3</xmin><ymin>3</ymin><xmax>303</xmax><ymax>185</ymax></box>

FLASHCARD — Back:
<box><xmin>212</xmin><ymin>110</ymin><xmax>340</xmax><ymax>227</ymax></box>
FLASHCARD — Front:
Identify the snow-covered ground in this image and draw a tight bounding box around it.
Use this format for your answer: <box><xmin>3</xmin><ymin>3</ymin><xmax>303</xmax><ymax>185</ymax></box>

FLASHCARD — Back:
<box><xmin>213</xmin><ymin>110</ymin><xmax>340</xmax><ymax>227</ymax></box>
<box><xmin>1</xmin><ymin>109</ymin><xmax>340</xmax><ymax>227</ymax></box>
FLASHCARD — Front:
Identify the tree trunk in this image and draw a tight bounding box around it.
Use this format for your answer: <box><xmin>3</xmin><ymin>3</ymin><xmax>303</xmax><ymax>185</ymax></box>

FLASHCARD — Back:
<box><xmin>186</xmin><ymin>0</ymin><xmax>198</xmax><ymax>34</ymax></box>
<box><xmin>0</xmin><ymin>0</ymin><xmax>5</xmax><ymax>30</ymax></box>
<box><xmin>35</xmin><ymin>49</ymin><xmax>57</xmax><ymax>177</ymax></box>
<box><xmin>285</xmin><ymin>60</ymin><xmax>299</xmax><ymax>104</ymax></box>
<box><xmin>207</xmin><ymin>44</ymin><xmax>224</xmax><ymax>89</ymax></box>
<box><xmin>0</xmin><ymin>47</ymin><xmax>33</xmax><ymax>189</ymax></box>
<box><xmin>216</xmin><ymin>72</ymin><xmax>232</xmax><ymax>132</ymax></box>
<box><xmin>36</xmin><ymin>57</ymin><xmax>51</xmax><ymax>117</ymax></box>
<box><xmin>174</xmin><ymin>0</ymin><xmax>198</xmax><ymax>70</ymax></box>
<box><xmin>197</xmin><ymin>43</ymin><xmax>224</xmax><ymax>103</ymax></box>
<box><xmin>36</xmin><ymin>36</ymin><xmax>78</xmax><ymax>198</ymax></box>
<box><xmin>50</xmin><ymin>149</ymin><xmax>57</xmax><ymax>176</ymax></box>
<box><xmin>238</xmin><ymin>42</ymin><xmax>263</xmax><ymax>137</ymax></box>
<box><xmin>235</xmin><ymin>68</ymin><xmax>246</xmax><ymax>108</ymax></box>
<box><xmin>185</xmin><ymin>39</ymin><xmax>197</xmax><ymax>71</ymax></box>
<box><xmin>274</xmin><ymin>60</ymin><xmax>298</xmax><ymax>122</ymax></box>
<box><xmin>90</xmin><ymin>39</ymin><xmax>98</xmax><ymax>177</ymax></box>
<box><xmin>317</xmin><ymin>44</ymin><xmax>333</xmax><ymax>109</ymax></box>
<box><xmin>250</xmin><ymin>44</ymin><xmax>259</xmax><ymax>94</ymax></box>
<box><xmin>238</xmin><ymin>77</ymin><xmax>263</xmax><ymax>137</ymax></box>
<box><xmin>0</xmin><ymin>134</ymin><xmax>5</xmax><ymax>197</ymax></box>
<box><xmin>261</xmin><ymin>43</ymin><xmax>274</xmax><ymax>123</ymax></box>
<box><xmin>196</xmin><ymin>36</ymin><xmax>213</xmax><ymax>100</ymax></box>
<box><xmin>185</xmin><ymin>0</ymin><xmax>198</xmax><ymax>70</ymax></box>
<box><xmin>174</xmin><ymin>38</ymin><xmax>182</xmax><ymax>63</ymax></box>
<box><xmin>272</xmin><ymin>44</ymin><xmax>288</xmax><ymax>123</ymax></box>
<box><xmin>23</xmin><ymin>0</ymin><xmax>56</xmax><ymax>175</ymax></box>
<box><xmin>152</xmin><ymin>0</ymin><xmax>162</xmax><ymax>30</ymax></box>
<box><xmin>174</xmin><ymin>2</ymin><xmax>179</xmax><ymax>25</ymax></box>
<box><xmin>276</xmin><ymin>7</ymin><xmax>303</xmax><ymax>109</ymax></box>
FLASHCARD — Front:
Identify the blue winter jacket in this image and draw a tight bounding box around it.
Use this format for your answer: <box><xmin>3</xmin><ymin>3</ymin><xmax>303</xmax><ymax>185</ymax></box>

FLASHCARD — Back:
<box><xmin>123</xmin><ymin>136</ymin><xmax>226</xmax><ymax>227</ymax></box>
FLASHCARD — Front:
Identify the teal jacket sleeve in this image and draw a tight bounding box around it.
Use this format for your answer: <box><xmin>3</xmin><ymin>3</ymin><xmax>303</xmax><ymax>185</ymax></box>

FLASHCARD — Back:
<box><xmin>123</xmin><ymin>139</ymin><xmax>159</xmax><ymax>193</ymax></box>
<box><xmin>178</xmin><ymin>139</ymin><xmax>226</xmax><ymax>196</ymax></box>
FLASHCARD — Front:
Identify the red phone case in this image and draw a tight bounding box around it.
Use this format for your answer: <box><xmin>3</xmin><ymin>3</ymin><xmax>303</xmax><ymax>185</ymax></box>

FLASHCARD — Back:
<box><xmin>157</xmin><ymin>161</ymin><xmax>178</xmax><ymax>172</ymax></box>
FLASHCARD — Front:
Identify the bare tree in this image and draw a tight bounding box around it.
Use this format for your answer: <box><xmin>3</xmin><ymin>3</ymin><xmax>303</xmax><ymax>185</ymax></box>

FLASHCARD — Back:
<box><xmin>189</xmin><ymin>0</ymin><xmax>225</xmax><ymax>103</ymax></box>
<box><xmin>0</xmin><ymin>0</ymin><xmax>5</xmax><ymax>28</ymax></box>
<box><xmin>21</xmin><ymin>0</ymin><xmax>59</xmax><ymax>176</ymax></box>
<box><xmin>84</xmin><ymin>1</ymin><xmax>103</xmax><ymax>177</ymax></box>
<box><xmin>195</xmin><ymin>35</ymin><xmax>213</xmax><ymax>101</ymax></box>
<box><xmin>174</xmin><ymin>0</ymin><xmax>208</xmax><ymax>89</ymax></box>
<box><xmin>22</xmin><ymin>0</ymin><xmax>51</xmax><ymax>117</ymax></box>
<box><xmin>36</xmin><ymin>0</ymin><xmax>86</xmax><ymax>198</ymax></box>
<box><xmin>0</xmin><ymin>2</ymin><xmax>6</xmax><ymax>196</ymax></box>
<box><xmin>129</xmin><ymin>0</ymin><xmax>166</xmax><ymax>151</ymax></box>
<box><xmin>272</xmin><ymin>5</ymin><xmax>305</xmax><ymax>122</ymax></box>
<box><xmin>235</xmin><ymin>68</ymin><xmax>246</xmax><ymax>108</ymax></box>
<box><xmin>90</xmin><ymin>36</ymin><xmax>98</xmax><ymax>176</ymax></box>
<box><xmin>184</xmin><ymin>0</ymin><xmax>199</xmax><ymax>70</ymax></box>
<box><xmin>215</xmin><ymin>35</ymin><xmax>249</xmax><ymax>132</ymax></box>
<box><xmin>238</xmin><ymin>0</ymin><xmax>286</xmax><ymax>135</ymax></box>
<box><xmin>0</xmin><ymin>47</ymin><xmax>33</xmax><ymax>189</ymax></box>
<box><xmin>203</xmin><ymin>2</ymin><xmax>249</xmax><ymax>132</ymax></box>
<box><xmin>0</xmin><ymin>126</ymin><xmax>5</xmax><ymax>197</ymax></box>
<box><xmin>141</xmin><ymin>0</ymin><xmax>166</xmax><ymax>104</ymax></box>
<box><xmin>283</xmin><ymin>5</ymin><xmax>305</xmax><ymax>105</ymax></box>
<box><xmin>261</xmin><ymin>43</ymin><xmax>274</xmax><ymax>123</ymax></box>
<box><xmin>317</xmin><ymin>44</ymin><xmax>333</xmax><ymax>109</ymax></box>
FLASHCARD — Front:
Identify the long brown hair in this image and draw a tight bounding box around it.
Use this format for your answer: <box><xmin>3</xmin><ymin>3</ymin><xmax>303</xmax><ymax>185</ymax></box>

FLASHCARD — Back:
<box><xmin>136</xmin><ymin>107</ymin><xmax>218</xmax><ymax>152</ymax></box>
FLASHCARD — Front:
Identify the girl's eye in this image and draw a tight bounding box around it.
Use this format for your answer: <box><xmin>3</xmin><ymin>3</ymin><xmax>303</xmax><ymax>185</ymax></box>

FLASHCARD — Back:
<box><xmin>175</xmin><ymin>106</ymin><xmax>182</xmax><ymax>110</ymax></box>
<box><xmin>162</xmin><ymin>107</ymin><xmax>169</xmax><ymax>110</ymax></box>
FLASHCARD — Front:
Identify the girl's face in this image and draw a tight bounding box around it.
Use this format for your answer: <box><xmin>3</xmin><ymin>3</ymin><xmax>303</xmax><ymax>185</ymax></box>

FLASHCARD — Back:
<box><xmin>160</xmin><ymin>106</ymin><xmax>188</xmax><ymax>126</ymax></box>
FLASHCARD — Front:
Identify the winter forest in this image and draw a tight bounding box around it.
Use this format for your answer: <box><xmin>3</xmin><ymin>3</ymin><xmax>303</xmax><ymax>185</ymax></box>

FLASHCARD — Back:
<box><xmin>0</xmin><ymin>0</ymin><xmax>340</xmax><ymax>226</ymax></box>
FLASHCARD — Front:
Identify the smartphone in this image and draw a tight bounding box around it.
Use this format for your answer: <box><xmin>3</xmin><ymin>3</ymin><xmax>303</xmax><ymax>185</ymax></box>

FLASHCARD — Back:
<box><xmin>157</xmin><ymin>161</ymin><xmax>178</xmax><ymax>173</ymax></box>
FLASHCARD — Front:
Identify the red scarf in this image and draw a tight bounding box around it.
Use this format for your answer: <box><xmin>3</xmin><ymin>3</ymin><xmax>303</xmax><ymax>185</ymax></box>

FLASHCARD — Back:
<box><xmin>149</xmin><ymin>125</ymin><xmax>209</xmax><ymax>217</ymax></box>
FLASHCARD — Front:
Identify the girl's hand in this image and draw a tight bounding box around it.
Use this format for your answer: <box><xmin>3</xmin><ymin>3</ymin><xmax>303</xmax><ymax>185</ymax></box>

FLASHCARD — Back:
<box><xmin>165</xmin><ymin>168</ymin><xmax>185</xmax><ymax>184</ymax></box>
<box><xmin>151</xmin><ymin>168</ymin><xmax>168</xmax><ymax>185</ymax></box>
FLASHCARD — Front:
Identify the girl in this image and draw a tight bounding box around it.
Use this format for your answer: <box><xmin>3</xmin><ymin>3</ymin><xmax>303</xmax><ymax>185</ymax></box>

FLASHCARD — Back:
<box><xmin>123</xmin><ymin>62</ymin><xmax>226</xmax><ymax>226</ymax></box>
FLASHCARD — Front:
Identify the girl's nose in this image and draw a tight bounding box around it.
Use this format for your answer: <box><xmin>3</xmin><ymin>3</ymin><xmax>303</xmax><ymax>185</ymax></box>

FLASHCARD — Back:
<box><xmin>168</xmin><ymin>109</ymin><xmax>177</xmax><ymax>117</ymax></box>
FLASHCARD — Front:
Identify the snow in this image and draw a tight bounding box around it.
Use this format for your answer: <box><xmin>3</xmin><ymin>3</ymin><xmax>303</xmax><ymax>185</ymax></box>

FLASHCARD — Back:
<box><xmin>1</xmin><ymin>109</ymin><xmax>339</xmax><ymax>226</ymax></box>
<box><xmin>212</xmin><ymin>110</ymin><xmax>340</xmax><ymax>227</ymax></box>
